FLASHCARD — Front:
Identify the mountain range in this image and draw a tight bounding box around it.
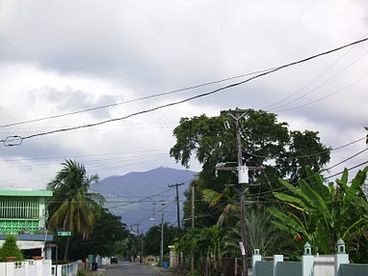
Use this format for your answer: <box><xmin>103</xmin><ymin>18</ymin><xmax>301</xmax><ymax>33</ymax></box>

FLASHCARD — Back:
<box><xmin>90</xmin><ymin>167</ymin><xmax>197</xmax><ymax>233</ymax></box>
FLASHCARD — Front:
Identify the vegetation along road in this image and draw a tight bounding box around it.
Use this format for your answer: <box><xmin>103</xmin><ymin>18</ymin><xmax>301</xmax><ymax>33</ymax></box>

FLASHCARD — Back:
<box><xmin>106</xmin><ymin>261</ymin><xmax>163</xmax><ymax>276</ymax></box>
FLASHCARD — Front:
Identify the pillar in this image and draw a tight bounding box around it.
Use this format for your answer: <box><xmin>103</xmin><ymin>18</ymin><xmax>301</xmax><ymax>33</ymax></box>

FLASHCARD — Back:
<box><xmin>335</xmin><ymin>239</ymin><xmax>349</xmax><ymax>276</ymax></box>
<box><xmin>168</xmin><ymin>245</ymin><xmax>178</xmax><ymax>268</ymax></box>
<box><xmin>252</xmin><ymin>249</ymin><xmax>262</xmax><ymax>276</ymax></box>
<box><xmin>273</xmin><ymin>255</ymin><xmax>283</xmax><ymax>276</ymax></box>
<box><xmin>302</xmin><ymin>242</ymin><xmax>314</xmax><ymax>276</ymax></box>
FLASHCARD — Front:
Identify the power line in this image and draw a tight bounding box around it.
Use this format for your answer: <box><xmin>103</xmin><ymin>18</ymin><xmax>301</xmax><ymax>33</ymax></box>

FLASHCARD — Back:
<box><xmin>269</xmin><ymin>47</ymin><xmax>368</xmax><ymax>111</ymax></box>
<box><xmin>277</xmin><ymin>72</ymin><xmax>368</xmax><ymax>112</ymax></box>
<box><xmin>324</xmin><ymin>160</ymin><xmax>368</xmax><ymax>180</ymax></box>
<box><xmin>2</xmin><ymin>36</ymin><xmax>368</xmax><ymax>145</ymax></box>
<box><xmin>322</xmin><ymin>148</ymin><xmax>368</xmax><ymax>171</ymax></box>
<box><xmin>247</xmin><ymin>136</ymin><xmax>366</xmax><ymax>160</ymax></box>
<box><xmin>264</xmin><ymin>46</ymin><xmax>354</xmax><ymax>110</ymax></box>
<box><xmin>0</xmin><ymin>69</ymin><xmax>274</xmax><ymax>129</ymax></box>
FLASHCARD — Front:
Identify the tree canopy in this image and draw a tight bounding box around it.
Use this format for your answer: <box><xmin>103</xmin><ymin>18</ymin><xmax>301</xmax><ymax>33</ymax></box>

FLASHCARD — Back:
<box><xmin>67</xmin><ymin>208</ymin><xmax>129</xmax><ymax>260</ymax></box>
<box><xmin>143</xmin><ymin>223</ymin><xmax>178</xmax><ymax>256</ymax></box>
<box><xmin>170</xmin><ymin>109</ymin><xmax>330</xmax><ymax>227</ymax></box>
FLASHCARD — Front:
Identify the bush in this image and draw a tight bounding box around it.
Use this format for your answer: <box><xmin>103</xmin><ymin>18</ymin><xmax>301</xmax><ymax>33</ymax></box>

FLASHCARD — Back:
<box><xmin>0</xmin><ymin>235</ymin><xmax>24</xmax><ymax>262</ymax></box>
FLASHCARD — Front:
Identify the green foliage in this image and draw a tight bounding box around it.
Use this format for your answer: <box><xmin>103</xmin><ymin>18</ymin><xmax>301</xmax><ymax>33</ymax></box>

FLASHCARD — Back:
<box><xmin>0</xmin><ymin>235</ymin><xmax>23</xmax><ymax>261</ymax></box>
<box><xmin>223</xmin><ymin>208</ymin><xmax>297</xmax><ymax>258</ymax></box>
<box><xmin>269</xmin><ymin>167</ymin><xmax>368</xmax><ymax>258</ymax></box>
<box><xmin>67</xmin><ymin>208</ymin><xmax>129</xmax><ymax>260</ymax></box>
<box><xmin>176</xmin><ymin>225</ymin><xmax>224</xmax><ymax>270</ymax></box>
<box><xmin>144</xmin><ymin>223</ymin><xmax>178</xmax><ymax>256</ymax></box>
<box><xmin>170</xmin><ymin>110</ymin><xmax>330</xmax><ymax>227</ymax></box>
<box><xmin>48</xmin><ymin>159</ymin><xmax>101</xmax><ymax>260</ymax></box>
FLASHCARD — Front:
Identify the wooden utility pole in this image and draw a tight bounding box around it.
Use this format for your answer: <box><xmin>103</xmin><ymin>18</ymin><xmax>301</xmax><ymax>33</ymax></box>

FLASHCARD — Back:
<box><xmin>191</xmin><ymin>182</ymin><xmax>195</xmax><ymax>274</ymax></box>
<box><xmin>160</xmin><ymin>200</ymin><xmax>166</xmax><ymax>266</ymax></box>
<box><xmin>168</xmin><ymin>182</ymin><xmax>184</xmax><ymax>229</ymax></box>
<box><xmin>131</xmin><ymin>223</ymin><xmax>143</xmax><ymax>263</ymax></box>
<box><xmin>228</xmin><ymin>108</ymin><xmax>248</xmax><ymax>276</ymax></box>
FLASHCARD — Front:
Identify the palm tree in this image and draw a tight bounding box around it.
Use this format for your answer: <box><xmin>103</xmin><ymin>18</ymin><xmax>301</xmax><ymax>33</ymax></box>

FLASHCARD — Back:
<box><xmin>48</xmin><ymin>159</ymin><xmax>100</xmax><ymax>260</ymax></box>
<box><xmin>202</xmin><ymin>184</ymin><xmax>240</xmax><ymax>226</ymax></box>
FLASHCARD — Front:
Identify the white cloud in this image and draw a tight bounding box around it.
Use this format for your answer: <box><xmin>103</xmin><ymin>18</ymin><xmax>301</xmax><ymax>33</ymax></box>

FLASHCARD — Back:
<box><xmin>0</xmin><ymin>0</ymin><xmax>367</xmax><ymax>187</ymax></box>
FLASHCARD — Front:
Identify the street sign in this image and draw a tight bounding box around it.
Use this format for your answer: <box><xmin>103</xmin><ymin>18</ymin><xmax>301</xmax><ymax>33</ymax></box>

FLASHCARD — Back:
<box><xmin>57</xmin><ymin>231</ymin><xmax>71</xmax><ymax>237</ymax></box>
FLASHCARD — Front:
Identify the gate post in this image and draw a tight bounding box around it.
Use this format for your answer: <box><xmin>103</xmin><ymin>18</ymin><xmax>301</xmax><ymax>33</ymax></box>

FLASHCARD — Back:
<box><xmin>302</xmin><ymin>242</ymin><xmax>314</xmax><ymax>276</ymax></box>
<box><xmin>334</xmin><ymin>239</ymin><xmax>349</xmax><ymax>276</ymax></box>
<box><xmin>273</xmin><ymin>255</ymin><xmax>283</xmax><ymax>276</ymax></box>
<box><xmin>252</xmin><ymin>249</ymin><xmax>261</xmax><ymax>276</ymax></box>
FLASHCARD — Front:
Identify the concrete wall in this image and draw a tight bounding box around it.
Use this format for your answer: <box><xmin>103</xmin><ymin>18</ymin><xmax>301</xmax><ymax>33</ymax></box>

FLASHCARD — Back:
<box><xmin>255</xmin><ymin>261</ymin><xmax>273</xmax><ymax>276</ymax></box>
<box><xmin>340</xmin><ymin>264</ymin><xmax>368</xmax><ymax>276</ymax></box>
<box><xmin>276</xmin><ymin>261</ymin><xmax>302</xmax><ymax>276</ymax></box>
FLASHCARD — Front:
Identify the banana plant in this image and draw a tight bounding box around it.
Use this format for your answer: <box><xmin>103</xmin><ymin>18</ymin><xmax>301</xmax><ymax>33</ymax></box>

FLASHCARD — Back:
<box><xmin>268</xmin><ymin>166</ymin><xmax>368</xmax><ymax>254</ymax></box>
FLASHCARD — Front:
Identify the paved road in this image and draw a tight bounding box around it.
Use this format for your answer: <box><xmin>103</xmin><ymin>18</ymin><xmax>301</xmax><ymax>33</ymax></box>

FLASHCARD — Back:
<box><xmin>106</xmin><ymin>261</ymin><xmax>163</xmax><ymax>276</ymax></box>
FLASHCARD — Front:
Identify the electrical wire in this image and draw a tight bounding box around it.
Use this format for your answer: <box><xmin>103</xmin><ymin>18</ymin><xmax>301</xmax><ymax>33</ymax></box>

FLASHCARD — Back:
<box><xmin>277</xmin><ymin>72</ymin><xmax>368</xmax><ymax>112</ymax></box>
<box><xmin>324</xmin><ymin>160</ymin><xmax>368</xmax><ymax>179</ymax></box>
<box><xmin>247</xmin><ymin>136</ymin><xmax>366</xmax><ymax>160</ymax></box>
<box><xmin>2</xmin><ymin>35</ymin><xmax>368</xmax><ymax>145</ymax></box>
<box><xmin>269</xmin><ymin>47</ymin><xmax>368</xmax><ymax>111</ymax></box>
<box><xmin>321</xmin><ymin>148</ymin><xmax>368</xmax><ymax>172</ymax></box>
<box><xmin>0</xmin><ymin>68</ymin><xmax>275</xmax><ymax>129</ymax></box>
<box><xmin>263</xmin><ymin>47</ymin><xmax>354</xmax><ymax>110</ymax></box>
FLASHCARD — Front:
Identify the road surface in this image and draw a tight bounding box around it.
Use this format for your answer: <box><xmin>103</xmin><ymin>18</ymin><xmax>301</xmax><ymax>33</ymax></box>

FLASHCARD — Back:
<box><xmin>106</xmin><ymin>261</ymin><xmax>163</xmax><ymax>276</ymax></box>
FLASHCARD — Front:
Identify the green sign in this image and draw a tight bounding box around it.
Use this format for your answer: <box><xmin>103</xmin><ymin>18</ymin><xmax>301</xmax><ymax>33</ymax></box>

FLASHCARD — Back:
<box><xmin>57</xmin><ymin>231</ymin><xmax>71</xmax><ymax>237</ymax></box>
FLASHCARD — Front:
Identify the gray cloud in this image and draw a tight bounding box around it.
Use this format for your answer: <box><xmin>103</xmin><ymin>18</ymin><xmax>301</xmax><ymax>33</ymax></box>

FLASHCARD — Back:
<box><xmin>0</xmin><ymin>0</ymin><xmax>367</xmax><ymax>188</ymax></box>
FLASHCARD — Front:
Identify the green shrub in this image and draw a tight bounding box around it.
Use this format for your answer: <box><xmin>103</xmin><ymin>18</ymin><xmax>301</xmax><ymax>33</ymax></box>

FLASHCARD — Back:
<box><xmin>0</xmin><ymin>235</ymin><xmax>24</xmax><ymax>262</ymax></box>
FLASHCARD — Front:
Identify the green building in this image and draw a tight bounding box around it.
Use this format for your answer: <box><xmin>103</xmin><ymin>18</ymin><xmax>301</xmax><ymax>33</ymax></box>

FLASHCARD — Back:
<box><xmin>0</xmin><ymin>190</ymin><xmax>52</xmax><ymax>234</ymax></box>
<box><xmin>0</xmin><ymin>190</ymin><xmax>53</xmax><ymax>258</ymax></box>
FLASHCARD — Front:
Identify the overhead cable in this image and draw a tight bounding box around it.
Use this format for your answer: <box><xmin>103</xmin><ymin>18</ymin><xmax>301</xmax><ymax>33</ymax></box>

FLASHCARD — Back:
<box><xmin>2</xmin><ymin>36</ymin><xmax>368</xmax><ymax>145</ymax></box>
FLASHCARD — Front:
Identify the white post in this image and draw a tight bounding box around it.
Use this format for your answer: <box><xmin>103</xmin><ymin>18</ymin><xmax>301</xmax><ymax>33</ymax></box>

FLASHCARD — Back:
<box><xmin>302</xmin><ymin>255</ymin><xmax>314</xmax><ymax>276</ymax></box>
<box><xmin>335</xmin><ymin>239</ymin><xmax>349</xmax><ymax>276</ymax></box>
<box><xmin>273</xmin><ymin>255</ymin><xmax>283</xmax><ymax>276</ymax></box>
<box><xmin>252</xmin><ymin>249</ymin><xmax>262</xmax><ymax>276</ymax></box>
<box><xmin>302</xmin><ymin>242</ymin><xmax>314</xmax><ymax>276</ymax></box>
<box><xmin>35</xmin><ymin>260</ymin><xmax>42</xmax><ymax>276</ymax></box>
<box><xmin>6</xmin><ymin>262</ymin><xmax>15</xmax><ymax>276</ymax></box>
<box><xmin>25</xmin><ymin>261</ymin><xmax>29</xmax><ymax>276</ymax></box>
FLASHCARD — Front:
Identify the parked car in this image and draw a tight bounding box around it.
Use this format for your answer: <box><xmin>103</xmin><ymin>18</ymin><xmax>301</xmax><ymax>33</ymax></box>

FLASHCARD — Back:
<box><xmin>111</xmin><ymin>256</ymin><xmax>118</xmax><ymax>264</ymax></box>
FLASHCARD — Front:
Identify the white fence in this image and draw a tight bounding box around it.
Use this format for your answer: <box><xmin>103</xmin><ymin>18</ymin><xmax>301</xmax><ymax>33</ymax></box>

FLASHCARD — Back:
<box><xmin>0</xmin><ymin>259</ymin><xmax>51</xmax><ymax>276</ymax></box>
<box><xmin>313</xmin><ymin>255</ymin><xmax>335</xmax><ymax>276</ymax></box>
<box><xmin>0</xmin><ymin>259</ymin><xmax>81</xmax><ymax>276</ymax></box>
<box><xmin>51</xmin><ymin>261</ymin><xmax>80</xmax><ymax>276</ymax></box>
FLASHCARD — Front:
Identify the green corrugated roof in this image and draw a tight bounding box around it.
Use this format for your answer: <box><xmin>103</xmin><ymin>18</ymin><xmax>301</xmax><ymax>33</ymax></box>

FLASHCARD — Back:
<box><xmin>0</xmin><ymin>190</ymin><xmax>53</xmax><ymax>197</ymax></box>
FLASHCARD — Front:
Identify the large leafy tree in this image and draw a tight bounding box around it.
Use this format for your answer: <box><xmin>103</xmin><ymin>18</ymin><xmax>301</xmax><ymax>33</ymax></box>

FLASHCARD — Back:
<box><xmin>176</xmin><ymin>225</ymin><xmax>224</xmax><ymax>272</ymax></box>
<box><xmin>48</xmin><ymin>159</ymin><xmax>100</xmax><ymax>260</ymax></box>
<box><xmin>268</xmin><ymin>167</ymin><xmax>368</xmax><ymax>260</ymax></box>
<box><xmin>68</xmin><ymin>208</ymin><xmax>129</xmax><ymax>260</ymax></box>
<box><xmin>143</xmin><ymin>223</ymin><xmax>178</xmax><ymax>256</ymax></box>
<box><xmin>170</xmin><ymin>109</ymin><xmax>330</xmax><ymax>227</ymax></box>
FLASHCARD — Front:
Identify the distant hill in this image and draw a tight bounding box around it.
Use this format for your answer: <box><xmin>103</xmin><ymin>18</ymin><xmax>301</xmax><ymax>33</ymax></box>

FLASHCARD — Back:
<box><xmin>90</xmin><ymin>167</ymin><xmax>197</xmax><ymax>232</ymax></box>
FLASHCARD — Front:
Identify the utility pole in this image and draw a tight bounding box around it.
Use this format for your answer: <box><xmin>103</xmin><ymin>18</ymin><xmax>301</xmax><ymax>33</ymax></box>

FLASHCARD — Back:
<box><xmin>169</xmin><ymin>182</ymin><xmax>184</xmax><ymax>267</ymax></box>
<box><xmin>228</xmin><ymin>108</ymin><xmax>248</xmax><ymax>276</ymax></box>
<box><xmin>215</xmin><ymin>111</ymin><xmax>250</xmax><ymax>273</ymax></box>
<box><xmin>131</xmin><ymin>223</ymin><xmax>143</xmax><ymax>263</ymax></box>
<box><xmin>191</xmin><ymin>182</ymin><xmax>195</xmax><ymax>274</ymax></box>
<box><xmin>160</xmin><ymin>200</ymin><xmax>166</xmax><ymax>266</ymax></box>
<box><xmin>168</xmin><ymin>183</ymin><xmax>184</xmax><ymax>229</ymax></box>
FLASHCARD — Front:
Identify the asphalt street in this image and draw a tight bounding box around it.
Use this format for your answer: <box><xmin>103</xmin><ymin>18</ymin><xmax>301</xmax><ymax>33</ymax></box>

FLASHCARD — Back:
<box><xmin>106</xmin><ymin>261</ymin><xmax>163</xmax><ymax>276</ymax></box>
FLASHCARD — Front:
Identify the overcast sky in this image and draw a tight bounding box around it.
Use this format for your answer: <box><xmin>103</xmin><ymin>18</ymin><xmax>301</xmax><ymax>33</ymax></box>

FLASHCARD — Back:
<box><xmin>0</xmin><ymin>0</ymin><xmax>367</xmax><ymax>189</ymax></box>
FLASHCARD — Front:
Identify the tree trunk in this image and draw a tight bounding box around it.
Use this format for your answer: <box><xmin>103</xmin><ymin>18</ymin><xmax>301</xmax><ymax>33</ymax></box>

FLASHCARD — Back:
<box><xmin>63</xmin><ymin>236</ymin><xmax>71</xmax><ymax>261</ymax></box>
